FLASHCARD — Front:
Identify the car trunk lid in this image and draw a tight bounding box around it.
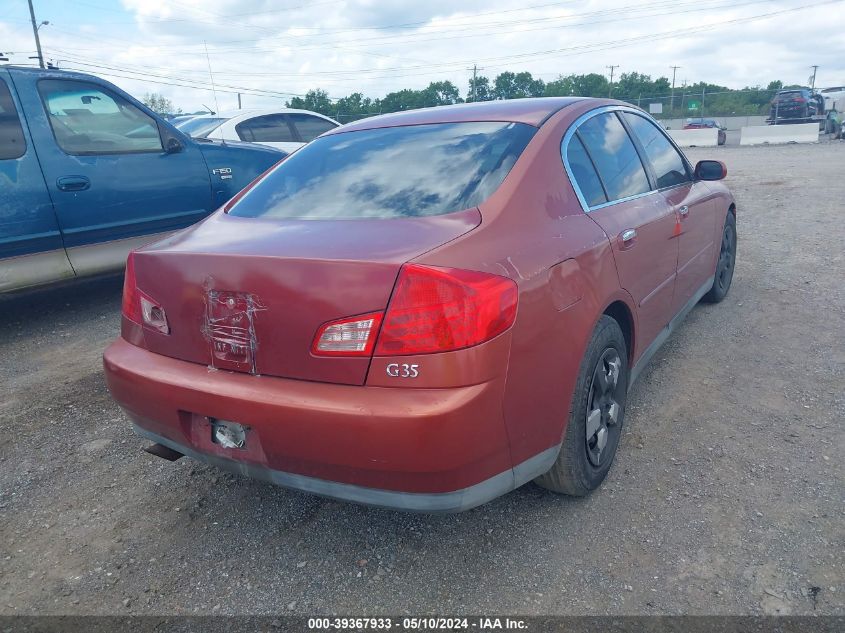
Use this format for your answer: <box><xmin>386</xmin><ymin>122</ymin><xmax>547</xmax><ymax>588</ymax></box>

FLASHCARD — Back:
<box><xmin>131</xmin><ymin>209</ymin><xmax>480</xmax><ymax>385</ymax></box>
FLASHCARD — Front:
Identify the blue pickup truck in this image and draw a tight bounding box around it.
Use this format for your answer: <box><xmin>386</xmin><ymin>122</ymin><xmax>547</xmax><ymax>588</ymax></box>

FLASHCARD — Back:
<box><xmin>0</xmin><ymin>66</ymin><xmax>284</xmax><ymax>293</ymax></box>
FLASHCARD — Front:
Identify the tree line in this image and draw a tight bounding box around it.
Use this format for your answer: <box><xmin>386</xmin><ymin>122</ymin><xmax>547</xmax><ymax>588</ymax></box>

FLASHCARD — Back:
<box><xmin>286</xmin><ymin>71</ymin><xmax>795</xmax><ymax>120</ymax></box>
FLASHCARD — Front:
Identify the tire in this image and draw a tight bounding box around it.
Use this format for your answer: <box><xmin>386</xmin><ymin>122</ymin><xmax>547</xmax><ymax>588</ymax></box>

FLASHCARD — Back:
<box><xmin>535</xmin><ymin>316</ymin><xmax>628</xmax><ymax>496</ymax></box>
<box><xmin>702</xmin><ymin>212</ymin><xmax>737</xmax><ymax>304</ymax></box>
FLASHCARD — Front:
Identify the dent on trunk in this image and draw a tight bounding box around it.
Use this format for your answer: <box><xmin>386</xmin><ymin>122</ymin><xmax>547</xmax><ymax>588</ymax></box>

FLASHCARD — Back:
<box><xmin>201</xmin><ymin>277</ymin><xmax>265</xmax><ymax>374</ymax></box>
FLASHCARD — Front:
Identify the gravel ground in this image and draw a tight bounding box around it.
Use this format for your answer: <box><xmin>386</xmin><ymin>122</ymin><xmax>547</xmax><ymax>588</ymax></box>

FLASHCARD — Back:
<box><xmin>0</xmin><ymin>142</ymin><xmax>842</xmax><ymax>616</ymax></box>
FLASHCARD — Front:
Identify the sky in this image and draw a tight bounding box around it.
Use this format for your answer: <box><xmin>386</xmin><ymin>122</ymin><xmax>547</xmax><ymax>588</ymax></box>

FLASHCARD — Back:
<box><xmin>1</xmin><ymin>0</ymin><xmax>844</xmax><ymax>112</ymax></box>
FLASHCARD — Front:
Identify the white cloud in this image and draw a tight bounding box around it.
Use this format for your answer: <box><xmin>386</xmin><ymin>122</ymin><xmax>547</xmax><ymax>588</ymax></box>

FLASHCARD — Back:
<box><xmin>2</xmin><ymin>0</ymin><xmax>843</xmax><ymax>111</ymax></box>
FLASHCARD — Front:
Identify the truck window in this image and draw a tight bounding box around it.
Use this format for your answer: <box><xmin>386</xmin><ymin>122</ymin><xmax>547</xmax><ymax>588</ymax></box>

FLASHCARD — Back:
<box><xmin>0</xmin><ymin>78</ymin><xmax>26</xmax><ymax>160</ymax></box>
<box><xmin>38</xmin><ymin>79</ymin><xmax>163</xmax><ymax>155</ymax></box>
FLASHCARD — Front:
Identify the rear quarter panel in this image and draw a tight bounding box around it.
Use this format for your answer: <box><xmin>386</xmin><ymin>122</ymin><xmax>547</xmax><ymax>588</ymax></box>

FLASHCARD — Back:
<box><xmin>413</xmin><ymin>100</ymin><xmax>635</xmax><ymax>466</ymax></box>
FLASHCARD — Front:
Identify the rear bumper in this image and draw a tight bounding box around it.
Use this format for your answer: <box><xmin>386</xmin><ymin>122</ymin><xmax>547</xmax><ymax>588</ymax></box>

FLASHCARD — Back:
<box><xmin>103</xmin><ymin>338</ymin><xmax>558</xmax><ymax>512</ymax></box>
<box><xmin>133</xmin><ymin>424</ymin><xmax>557</xmax><ymax>512</ymax></box>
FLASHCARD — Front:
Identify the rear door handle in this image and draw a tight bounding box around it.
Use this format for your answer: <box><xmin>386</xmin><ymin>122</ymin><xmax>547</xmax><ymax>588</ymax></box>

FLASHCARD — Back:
<box><xmin>56</xmin><ymin>176</ymin><xmax>90</xmax><ymax>192</ymax></box>
<box><xmin>619</xmin><ymin>228</ymin><xmax>637</xmax><ymax>249</ymax></box>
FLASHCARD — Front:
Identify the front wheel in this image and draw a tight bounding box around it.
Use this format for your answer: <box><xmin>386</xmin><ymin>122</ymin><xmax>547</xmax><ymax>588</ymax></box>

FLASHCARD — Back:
<box><xmin>702</xmin><ymin>212</ymin><xmax>737</xmax><ymax>303</ymax></box>
<box><xmin>535</xmin><ymin>316</ymin><xmax>628</xmax><ymax>496</ymax></box>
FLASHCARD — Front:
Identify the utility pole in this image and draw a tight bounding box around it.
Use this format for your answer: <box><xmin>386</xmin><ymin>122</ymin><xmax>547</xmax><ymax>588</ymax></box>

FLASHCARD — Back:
<box><xmin>28</xmin><ymin>0</ymin><xmax>45</xmax><ymax>69</ymax></box>
<box><xmin>467</xmin><ymin>64</ymin><xmax>480</xmax><ymax>102</ymax></box>
<box><xmin>606</xmin><ymin>65</ymin><xmax>619</xmax><ymax>97</ymax></box>
<box><xmin>809</xmin><ymin>65</ymin><xmax>819</xmax><ymax>90</ymax></box>
<box><xmin>670</xmin><ymin>65</ymin><xmax>681</xmax><ymax>112</ymax></box>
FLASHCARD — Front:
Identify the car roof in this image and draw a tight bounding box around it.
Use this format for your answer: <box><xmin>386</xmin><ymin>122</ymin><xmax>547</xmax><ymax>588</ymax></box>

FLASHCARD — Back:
<box><xmin>190</xmin><ymin>108</ymin><xmax>336</xmax><ymax>121</ymax></box>
<box><xmin>328</xmin><ymin>97</ymin><xmax>593</xmax><ymax>134</ymax></box>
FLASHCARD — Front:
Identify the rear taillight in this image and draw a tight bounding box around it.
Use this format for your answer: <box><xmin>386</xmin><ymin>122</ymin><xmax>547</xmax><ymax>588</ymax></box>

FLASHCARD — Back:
<box><xmin>374</xmin><ymin>264</ymin><xmax>518</xmax><ymax>356</ymax></box>
<box><xmin>121</xmin><ymin>251</ymin><xmax>169</xmax><ymax>334</ymax></box>
<box><xmin>311</xmin><ymin>265</ymin><xmax>518</xmax><ymax>358</ymax></box>
<box><xmin>122</xmin><ymin>251</ymin><xmax>141</xmax><ymax>324</ymax></box>
<box><xmin>312</xmin><ymin>312</ymin><xmax>383</xmax><ymax>356</ymax></box>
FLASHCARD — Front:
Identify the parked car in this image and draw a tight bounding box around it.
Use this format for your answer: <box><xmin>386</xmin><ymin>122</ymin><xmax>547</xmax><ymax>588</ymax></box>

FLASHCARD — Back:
<box><xmin>769</xmin><ymin>88</ymin><xmax>825</xmax><ymax>122</ymax></box>
<box><xmin>0</xmin><ymin>66</ymin><xmax>285</xmax><ymax>293</ymax></box>
<box><xmin>176</xmin><ymin>108</ymin><xmax>339</xmax><ymax>152</ymax></box>
<box><xmin>104</xmin><ymin>98</ymin><xmax>737</xmax><ymax>512</ymax></box>
<box><xmin>167</xmin><ymin>114</ymin><xmax>198</xmax><ymax>126</ymax></box>
<box><xmin>683</xmin><ymin>117</ymin><xmax>727</xmax><ymax>145</ymax></box>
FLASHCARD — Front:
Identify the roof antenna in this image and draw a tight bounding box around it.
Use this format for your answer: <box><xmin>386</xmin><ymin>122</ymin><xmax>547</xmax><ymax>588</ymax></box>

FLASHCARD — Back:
<box><xmin>204</xmin><ymin>41</ymin><xmax>224</xmax><ymax>144</ymax></box>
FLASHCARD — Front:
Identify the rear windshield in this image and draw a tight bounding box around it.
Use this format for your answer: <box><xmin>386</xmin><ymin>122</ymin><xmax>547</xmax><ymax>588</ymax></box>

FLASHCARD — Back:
<box><xmin>177</xmin><ymin>117</ymin><xmax>226</xmax><ymax>138</ymax></box>
<box><xmin>228</xmin><ymin>121</ymin><xmax>536</xmax><ymax>220</ymax></box>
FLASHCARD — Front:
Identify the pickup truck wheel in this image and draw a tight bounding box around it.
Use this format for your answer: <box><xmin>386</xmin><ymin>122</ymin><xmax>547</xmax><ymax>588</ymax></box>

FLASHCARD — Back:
<box><xmin>703</xmin><ymin>213</ymin><xmax>736</xmax><ymax>303</ymax></box>
<box><xmin>535</xmin><ymin>316</ymin><xmax>628</xmax><ymax>496</ymax></box>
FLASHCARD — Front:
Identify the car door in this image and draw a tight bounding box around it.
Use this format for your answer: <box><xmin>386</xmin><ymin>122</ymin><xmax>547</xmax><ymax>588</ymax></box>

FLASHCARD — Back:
<box><xmin>13</xmin><ymin>74</ymin><xmax>212</xmax><ymax>276</ymax></box>
<box><xmin>0</xmin><ymin>72</ymin><xmax>74</xmax><ymax>292</ymax></box>
<box><xmin>564</xmin><ymin>110</ymin><xmax>679</xmax><ymax>356</ymax></box>
<box><xmin>235</xmin><ymin>114</ymin><xmax>301</xmax><ymax>153</ymax></box>
<box><xmin>622</xmin><ymin>111</ymin><xmax>718</xmax><ymax>314</ymax></box>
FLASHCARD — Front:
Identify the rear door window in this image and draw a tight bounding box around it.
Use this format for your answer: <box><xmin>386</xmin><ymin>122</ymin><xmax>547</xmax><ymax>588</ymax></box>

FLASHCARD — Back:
<box><xmin>229</xmin><ymin>121</ymin><xmax>536</xmax><ymax>219</ymax></box>
<box><xmin>236</xmin><ymin>114</ymin><xmax>296</xmax><ymax>143</ymax></box>
<box><xmin>622</xmin><ymin>112</ymin><xmax>690</xmax><ymax>189</ymax></box>
<box><xmin>576</xmin><ymin>112</ymin><xmax>651</xmax><ymax>202</ymax></box>
<box><xmin>38</xmin><ymin>79</ymin><xmax>163</xmax><ymax>155</ymax></box>
<box><xmin>0</xmin><ymin>78</ymin><xmax>26</xmax><ymax>160</ymax></box>
<box><xmin>287</xmin><ymin>113</ymin><xmax>337</xmax><ymax>142</ymax></box>
<box><xmin>564</xmin><ymin>134</ymin><xmax>607</xmax><ymax>207</ymax></box>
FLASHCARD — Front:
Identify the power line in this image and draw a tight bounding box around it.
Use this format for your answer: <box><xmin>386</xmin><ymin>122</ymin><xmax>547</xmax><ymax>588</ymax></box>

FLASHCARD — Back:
<box><xmin>42</xmin><ymin>0</ymin><xmax>773</xmax><ymax>55</ymax></box>
<box><xmin>43</xmin><ymin>0</ymin><xmax>841</xmax><ymax>101</ymax></box>
<box><xmin>45</xmin><ymin>0</ymin><xmax>828</xmax><ymax>84</ymax></box>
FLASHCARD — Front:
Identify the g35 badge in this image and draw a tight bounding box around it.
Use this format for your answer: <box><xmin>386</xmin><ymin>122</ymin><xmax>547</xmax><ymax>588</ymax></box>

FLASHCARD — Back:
<box><xmin>386</xmin><ymin>363</ymin><xmax>419</xmax><ymax>378</ymax></box>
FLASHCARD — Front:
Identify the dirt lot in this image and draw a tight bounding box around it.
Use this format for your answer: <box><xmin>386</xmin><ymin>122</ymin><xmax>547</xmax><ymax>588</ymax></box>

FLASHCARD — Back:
<box><xmin>0</xmin><ymin>142</ymin><xmax>842</xmax><ymax>616</ymax></box>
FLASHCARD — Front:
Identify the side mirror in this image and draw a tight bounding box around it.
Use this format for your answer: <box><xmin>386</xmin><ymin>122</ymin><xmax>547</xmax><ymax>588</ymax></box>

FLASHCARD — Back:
<box><xmin>694</xmin><ymin>160</ymin><xmax>727</xmax><ymax>181</ymax></box>
<box><xmin>165</xmin><ymin>137</ymin><xmax>184</xmax><ymax>154</ymax></box>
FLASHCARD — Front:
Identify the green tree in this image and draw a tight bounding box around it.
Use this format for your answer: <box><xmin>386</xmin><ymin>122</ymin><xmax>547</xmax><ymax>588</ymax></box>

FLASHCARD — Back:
<box><xmin>422</xmin><ymin>81</ymin><xmax>462</xmax><ymax>106</ymax></box>
<box><xmin>544</xmin><ymin>76</ymin><xmax>576</xmax><ymax>97</ymax></box>
<box><xmin>467</xmin><ymin>75</ymin><xmax>493</xmax><ymax>101</ymax></box>
<box><xmin>142</xmin><ymin>92</ymin><xmax>179</xmax><ymax>115</ymax></box>
<box><xmin>493</xmin><ymin>71</ymin><xmax>545</xmax><ymax>99</ymax></box>
<box><xmin>334</xmin><ymin>92</ymin><xmax>379</xmax><ymax>121</ymax></box>
<box><xmin>287</xmin><ymin>89</ymin><xmax>333</xmax><ymax>116</ymax></box>
<box><xmin>544</xmin><ymin>73</ymin><xmax>609</xmax><ymax>98</ymax></box>
<box><xmin>379</xmin><ymin>88</ymin><xmax>424</xmax><ymax>112</ymax></box>
<box><xmin>571</xmin><ymin>73</ymin><xmax>610</xmax><ymax>97</ymax></box>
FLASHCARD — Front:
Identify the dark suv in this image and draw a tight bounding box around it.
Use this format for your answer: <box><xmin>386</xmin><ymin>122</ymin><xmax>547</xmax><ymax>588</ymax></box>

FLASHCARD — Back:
<box><xmin>770</xmin><ymin>89</ymin><xmax>824</xmax><ymax>121</ymax></box>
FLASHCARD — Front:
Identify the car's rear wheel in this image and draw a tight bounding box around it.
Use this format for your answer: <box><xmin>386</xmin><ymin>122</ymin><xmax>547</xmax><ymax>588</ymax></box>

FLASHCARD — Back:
<box><xmin>535</xmin><ymin>316</ymin><xmax>628</xmax><ymax>496</ymax></box>
<box><xmin>702</xmin><ymin>212</ymin><xmax>736</xmax><ymax>303</ymax></box>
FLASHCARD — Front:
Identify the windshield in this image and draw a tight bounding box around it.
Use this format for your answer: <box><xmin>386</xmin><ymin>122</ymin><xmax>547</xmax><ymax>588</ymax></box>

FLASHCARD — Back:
<box><xmin>176</xmin><ymin>117</ymin><xmax>226</xmax><ymax>138</ymax></box>
<box><xmin>228</xmin><ymin>121</ymin><xmax>536</xmax><ymax>220</ymax></box>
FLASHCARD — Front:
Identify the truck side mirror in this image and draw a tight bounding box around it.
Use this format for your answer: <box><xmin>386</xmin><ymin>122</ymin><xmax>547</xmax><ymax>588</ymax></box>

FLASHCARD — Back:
<box><xmin>165</xmin><ymin>137</ymin><xmax>183</xmax><ymax>154</ymax></box>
